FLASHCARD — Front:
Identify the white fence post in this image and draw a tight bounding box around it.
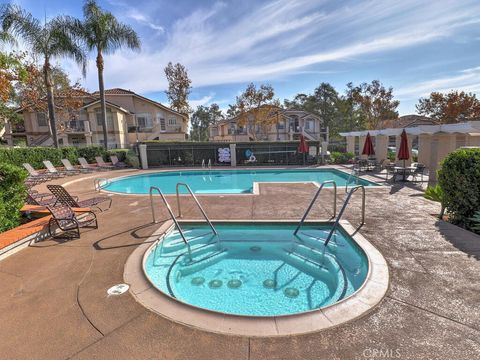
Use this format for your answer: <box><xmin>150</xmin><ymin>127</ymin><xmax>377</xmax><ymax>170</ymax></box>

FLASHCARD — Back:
<box><xmin>230</xmin><ymin>143</ymin><xmax>237</xmax><ymax>167</ymax></box>
<box><xmin>139</xmin><ymin>144</ymin><xmax>148</xmax><ymax>169</ymax></box>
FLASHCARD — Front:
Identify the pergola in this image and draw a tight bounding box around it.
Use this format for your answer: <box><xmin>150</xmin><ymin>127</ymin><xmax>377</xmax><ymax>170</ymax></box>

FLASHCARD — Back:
<box><xmin>340</xmin><ymin>121</ymin><xmax>480</xmax><ymax>181</ymax></box>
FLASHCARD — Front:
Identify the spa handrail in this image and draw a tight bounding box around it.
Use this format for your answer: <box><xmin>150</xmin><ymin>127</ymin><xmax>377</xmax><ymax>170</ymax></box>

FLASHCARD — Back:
<box><xmin>293</xmin><ymin>180</ymin><xmax>337</xmax><ymax>236</ymax></box>
<box><xmin>149</xmin><ymin>186</ymin><xmax>192</xmax><ymax>259</ymax></box>
<box><xmin>324</xmin><ymin>185</ymin><xmax>365</xmax><ymax>247</ymax></box>
<box><xmin>176</xmin><ymin>183</ymin><xmax>218</xmax><ymax>236</ymax></box>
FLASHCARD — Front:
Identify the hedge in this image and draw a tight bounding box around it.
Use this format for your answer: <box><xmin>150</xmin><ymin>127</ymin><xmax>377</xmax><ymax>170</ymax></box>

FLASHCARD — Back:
<box><xmin>0</xmin><ymin>163</ymin><xmax>27</xmax><ymax>232</ymax></box>
<box><xmin>0</xmin><ymin>146</ymin><xmax>138</xmax><ymax>169</ymax></box>
<box><xmin>438</xmin><ymin>148</ymin><xmax>480</xmax><ymax>228</ymax></box>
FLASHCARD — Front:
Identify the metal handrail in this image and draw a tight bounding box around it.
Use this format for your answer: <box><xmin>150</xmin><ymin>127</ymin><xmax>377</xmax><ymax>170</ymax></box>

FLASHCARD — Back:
<box><xmin>324</xmin><ymin>185</ymin><xmax>365</xmax><ymax>247</ymax></box>
<box><xmin>176</xmin><ymin>183</ymin><xmax>218</xmax><ymax>236</ymax></box>
<box><xmin>345</xmin><ymin>166</ymin><xmax>360</xmax><ymax>192</ymax></box>
<box><xmin>94</xmin><ymin>178</ymin><xmax>109</xmax><ymax>191</ymax></box>
<box><xmin>150</xmin><ymin>186</ymin><xmax>192</xmax><ymax>259</ymax></box>
<box><xmin>293</xmin><ymin>180</ymin><xmax>337</xmax><ymax>236</ymax></box>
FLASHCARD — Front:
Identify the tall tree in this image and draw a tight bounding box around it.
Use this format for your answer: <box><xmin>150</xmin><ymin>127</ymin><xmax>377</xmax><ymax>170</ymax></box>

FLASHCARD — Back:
<box><xmin>79</xmin><ymin>0</ymin><xmax>140</xmax><ymax>149</ymax></box>
<box><xmin>164</xmin><ymin>62</ymin><xmax>192</xmax><ymax>116</ymax></box>
<box><xmin>0</xmin><ymin>51</ymin><xmax>27</xmax><ymax>126</ymax></box>
<box><xmin>1</xmin><ymin>4</ymin><xmax>86</xmax><ymax>148</ymax></box>
<box><xmin>416</xmin><ymin>91</ymin><xmax>480</xmax><ymax>123</ymax></box>
<box><xmin>190</xmin><ymin>103</ymin><xmax>223</xmax><ymax>141</ymax></box>
<box><xmin>347</xmin><ymin>80</ymin><xmax>399</xmax><ymax>130</ymax></box>
<box><xmin>235</xmin><ymin>83</ymin><xmax>279</xmax><ymax>141</ymax></box>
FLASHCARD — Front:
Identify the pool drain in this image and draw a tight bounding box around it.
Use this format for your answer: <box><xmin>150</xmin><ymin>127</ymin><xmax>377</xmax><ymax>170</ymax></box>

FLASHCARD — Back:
<box><xmin>227</xmin><ymin>279</ymin><xmax>242</xmax><ymax>289</ymax></box>
<box><xmin>250</xmin><ymin>246</ymin><xmax>262</xmax><ymax>252</ymax></box>
<box><xmin>107</xmin><ymin>284</ymin><xmax>129</xmax><ymax>296</ymax></box>
<box><xmin>284</xmin><ymin>287</ymin><xmax>300</xmax><ymax>298</ymax></box>
<box><xmin>209</xmin><ymin>279</ymin><xmax>223</xmax><ymax>289</ymax></box>
<box><xmin>263</xmin><ymin>279</ymin><xmax>277</xmax><ymax>289</ymax></box>
<box><xmin>191</xmin><ymin>277</ymin><xmax>205</xmax><ymax>286</ymax></box>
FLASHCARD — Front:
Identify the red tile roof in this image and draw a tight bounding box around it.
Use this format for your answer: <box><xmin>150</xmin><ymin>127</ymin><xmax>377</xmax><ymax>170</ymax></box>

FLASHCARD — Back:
<box><xmin>91</xmin><ymin>88</ymin><xmax>135</xmax><ymax>95</ymax></box>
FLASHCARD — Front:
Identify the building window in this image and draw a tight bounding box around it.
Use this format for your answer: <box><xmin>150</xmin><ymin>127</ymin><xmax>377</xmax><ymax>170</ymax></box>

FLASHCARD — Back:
<box><xmin>168</xmin><ymin>118</ymin><xmax>176</xmax><ymax>125</ymax></box>
<box><xmin>37</xmin><ymin>112</ymin><xmax>47</xmax><ymax>127</ymax></box>
<box><xmin>159</xmin><ymin>118</ymin><xmax>166</xmax><ymax>131</ymax></box>
<box><xmin>137</xmin><ymin>113</ymin><xmax>153</xmax><ymax>130</ymax></box>
<box><xmin>96</xmin><ymin>109</ymin><xmax>113</xmax><ymax>127</ymax></box>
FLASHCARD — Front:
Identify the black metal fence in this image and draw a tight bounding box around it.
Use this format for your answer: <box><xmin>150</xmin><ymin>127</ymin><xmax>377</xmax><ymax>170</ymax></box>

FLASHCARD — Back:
<box><xmin>144</xmin><ymin>141</ymin><xmax>323</xmax><ymax>167</ymax></box>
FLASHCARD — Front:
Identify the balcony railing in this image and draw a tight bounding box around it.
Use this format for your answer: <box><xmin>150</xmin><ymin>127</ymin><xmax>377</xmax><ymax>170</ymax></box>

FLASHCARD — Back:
<box><xmin>60</xmin><ymin>120</ymin><xmax>90</xmax><ymax>133</ymax></box>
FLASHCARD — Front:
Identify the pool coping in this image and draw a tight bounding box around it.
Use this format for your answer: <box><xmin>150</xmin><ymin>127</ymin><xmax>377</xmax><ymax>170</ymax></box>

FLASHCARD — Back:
<box><xmin>124</xmin><ymin>219</ymin><xmax>389</xmax><ymax>337</ymax></box>
<box><xmin>97</xmin><ymin>166</ymin><xmax>383</xmax><ymax>197</ymax></box>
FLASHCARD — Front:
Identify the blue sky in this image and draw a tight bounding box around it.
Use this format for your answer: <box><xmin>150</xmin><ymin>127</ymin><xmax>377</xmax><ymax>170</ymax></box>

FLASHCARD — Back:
<box><xmin>10</xmin><ymin>0</ymin><xmax>480</xmax><ymax>115</ymax></box>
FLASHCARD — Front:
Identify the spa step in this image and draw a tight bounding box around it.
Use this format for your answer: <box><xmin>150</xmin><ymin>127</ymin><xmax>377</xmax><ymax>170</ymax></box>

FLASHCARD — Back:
<box><xmin>179</xmin><ymin>249</ymin><xmax>228</xmax><ymax>276</ymax></box>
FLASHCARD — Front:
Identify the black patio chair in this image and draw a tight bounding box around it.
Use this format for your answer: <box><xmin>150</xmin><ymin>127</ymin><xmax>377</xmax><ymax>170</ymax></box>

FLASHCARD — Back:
<box><xmin>47</xmin><ymin>184</ymin><xmax>112</xmax><ymax>212</ymax></box>
<box><xmin>47</xmin><ymin>204</ymin><xmax>97</xmax><ymax>239</ymax></box>
<box><xmin>411</xmin><ymin>164</ymin><xmax>426</xmax><ymax>183</ymax></box>
<box><xmin>26</xmin><ymin>190</ymin><xmax>57</xmax><ymax>207</ymax></box>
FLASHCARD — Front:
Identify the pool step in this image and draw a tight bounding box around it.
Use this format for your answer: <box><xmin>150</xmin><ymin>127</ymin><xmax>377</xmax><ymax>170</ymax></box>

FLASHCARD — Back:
<box><xmin>179</xmin><ymin>249</ymin><xmax>228</xmax><ymax>276</ymax></box>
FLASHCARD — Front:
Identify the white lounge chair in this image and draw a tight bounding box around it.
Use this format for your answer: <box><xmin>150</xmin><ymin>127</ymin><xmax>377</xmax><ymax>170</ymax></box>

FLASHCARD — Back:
<box><xmin>42</xmin><ymin>160</ymin><xmax>67</xmax><ymax>177</ymax></box>
<box><xmin>110</xmin><ymin>155</ymin><xmax>127</xmax><ymax>168</ymax></box>
<box><xmin>61</xmin><ymin>159</ymin><xmax>88</xmax><ymax>174</ymax></box>
<box><xmin>78</xmin><ymin>157</ymin><xmax>103</xmax><ymax>171</ymax></box>
<box><xmin>95</xmin><ymin>156</ymin><xmax>116</xmax><ymax>170</ymax></box>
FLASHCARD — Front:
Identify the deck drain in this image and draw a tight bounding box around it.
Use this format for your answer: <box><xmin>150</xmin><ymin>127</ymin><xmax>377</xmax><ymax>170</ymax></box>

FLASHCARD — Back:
<box><xmin>209</xmin><ymin>279</ymin><xmax>223</xmax><ymax>289</ymax></box>
<box><xmin>227</xmin><ymin>279</ymin><xmax>242</xmax><ymax>289</ymax></box>
<box><xmin>107</xmin><ymin>284</ymin><xmax>129</xmax><ymax>296</ymax></box>
<box><xmin>263</xmin><ymin>279</ymin><xmax>277</xmax><ymax>289</ymax></box>
<box><xmin>250</xmin><ymin>246</ymin><xmax>262</xmax><ymax>252</ymax></box>
<box><xmin>191</xmin><ymin>277</ymin><xmax>205</xmax><ymax>286</ymax></box>
<box><xmin>284</xmin><ymin>287</ymin><xmax>300</xmax><ymax>298</ymax></box>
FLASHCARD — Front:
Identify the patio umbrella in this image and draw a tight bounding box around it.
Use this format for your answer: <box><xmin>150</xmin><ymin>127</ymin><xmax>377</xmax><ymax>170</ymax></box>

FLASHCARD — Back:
<box><xmin>361</xmin><ymin>132</ymin><xmax>375</xmax><ymax>157</ymax></box>
<box><xmin>397</xmin><ymin>129</ymin><xmax>410</xmax><ymax>181</ymax></box>
<box><xmin>298</xmin><ymin>134</ymin><xmax>309</xmax><ymax>165</ymax></box>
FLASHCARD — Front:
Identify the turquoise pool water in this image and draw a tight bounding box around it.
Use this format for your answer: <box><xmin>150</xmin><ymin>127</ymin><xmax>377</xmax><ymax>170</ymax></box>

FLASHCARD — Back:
<box><xmin>144</xmin><ymin>223</ymin><xmax>368</xmax><ymax>316</ymax></box>
<box><xmin>104</xmin><ymin>168</ymin><xmax>377</xmax><ymax>194</ymax></box>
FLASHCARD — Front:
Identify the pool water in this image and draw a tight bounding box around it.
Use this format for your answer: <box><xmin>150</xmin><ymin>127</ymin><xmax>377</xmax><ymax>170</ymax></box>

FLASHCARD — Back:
<box><xmin>144</xmin><ymin>223</ymin><xmax>368</xmax><ymax>316</ymax></box>
<box><xmin>104</xmin><ymin>168</ymin><xmax>377</xmax><ymax>194</ymax></box>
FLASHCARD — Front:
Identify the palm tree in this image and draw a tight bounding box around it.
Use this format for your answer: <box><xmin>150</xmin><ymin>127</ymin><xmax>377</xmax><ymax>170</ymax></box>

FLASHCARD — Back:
<box><xmin>80</xmin><ymin>0</ymin><xmax>140</xmax><ymax>149</ymax></box>
<box><xmin>0</xmin><ymin>4</ymin><xmax>86</xmax><ymax>148</ymax></box>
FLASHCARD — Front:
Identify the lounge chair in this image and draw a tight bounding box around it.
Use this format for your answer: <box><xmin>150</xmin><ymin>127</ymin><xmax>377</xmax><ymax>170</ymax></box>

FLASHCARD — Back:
<box><xmin>78</xmin><ymin>157</ymin><xmax>102</xmax><ymax>171</ymax></box>
<box><xmin>47</xmin><ymin>184</ymin><xmax>112</xmax><ymax>212</ymax></box>
<box><xmin>42</xmin><ymin>160</ymin><xmax>67</xmax><ymax>177</ymax></box>
<box><xmin>26</xmin><ymin>189</ymin><xmax>57</xmax><ymax>206</ymax></box>
<box><xmin>110</xmin><ymin>155</ymin><xmax>127</xmax><ymax>168</ymax></box>
<box><xmin>61</xmin><ymin>159</ymin><xmax>90</xmax><ymax>174</ymax></box>
<box><xmin>47</xmin><ymin>203</ymin><xmax>97</xmax><ymax>239</ymax></box>
<box><xmin>410</xmin><ymin>163</ymin><xmax>426</xmax><ymax>183</ymax></box>
<box><xmin>95</xmin><ymin>156</ymin><xmax>116</xmax><ymax>170</ymax></box>
<box><xmin>22</xmin><ymin>163</ymin><xmax>54</xmax><ymax>182</ymax></box>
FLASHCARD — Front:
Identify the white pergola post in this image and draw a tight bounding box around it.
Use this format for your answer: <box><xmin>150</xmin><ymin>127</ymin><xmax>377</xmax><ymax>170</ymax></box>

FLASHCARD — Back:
<box><xmin>375</xmin><ymin>135</ymin><xmax>388</xmax><ymax>162</ymax></box>
<box><xmin>346</xmin><ymin>136</ymin><xmax>355</xmax><ymax>154</ymax></box>
<box><xmin>418</xmin><ymin>134</ymin><xmax>431</xmax><ymax>166</ymax></box>
<box><xmin>359</xmin><ymin>135</ymin><xmax>366</xmax><ymax>158</ymax></box>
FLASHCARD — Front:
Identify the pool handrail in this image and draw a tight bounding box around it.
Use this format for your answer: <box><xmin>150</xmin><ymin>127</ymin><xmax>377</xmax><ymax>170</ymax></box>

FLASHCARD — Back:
<box><xmin>175</xmin><ymin>183</ymin><xmax>218</xmax><ymax>236</ymax></box>
<box><xmin>150</xmin><ymin>186</ymin><xmax>192</xmax><ymax>259</ymax></box>
<box><xmin>293</xmin><ymin>180</ymin><xmax>337</xmax><ymax>236</ymax></box>
<box><xmin>324</xmin><ymin>185</ymin><xmax>365</xmax><ymax>247</ymax></box>
<box><xmin>93</xmin><ymin>177</ymin><xmax>110</xmax><ymax>191</ymax></box>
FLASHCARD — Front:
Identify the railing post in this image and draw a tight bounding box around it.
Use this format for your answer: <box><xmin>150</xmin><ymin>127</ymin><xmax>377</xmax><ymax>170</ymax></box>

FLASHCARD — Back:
<box><xmin>229</xmin><ymin>143</ymin><xmax>237</xmax><ymax>167</ymax></box>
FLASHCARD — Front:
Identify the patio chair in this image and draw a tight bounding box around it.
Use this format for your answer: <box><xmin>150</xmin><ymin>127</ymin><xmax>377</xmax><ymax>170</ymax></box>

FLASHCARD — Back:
<box><xmin>26</xmin><ymin>189</ymin><xmax>57</xmax><ymax>206</ymax></box>
<box><xmin>110</xmin><ymin>155</ymin><xmax>128</xmax><ymax>168</ymax></box>
<box><xmin>356</xmin><ymin>159</ymin><xmax>369</xmax><ymax>172</ymax></box>
<box><xmin>410</xmin><ymin>163</ymin><xmax>426</xmax><ymax>183</ymax></box>
<box><xmin>47</xmin><ymin>203</ymin><xmax>97</xmax><ymax>239</ymax></box>
<box><xmin>95</xmin><ymin>156</ymin><xmax>116</xmax><ymax>170</ymax></box>
<box><xmin>78</xmin><ymin>157</ymin><xmax>103</xmax><ymax>171</ymax></box>
<box><xmin>42</xmin><ymin>160</ymin><xmax>67</xmax><ymax>177</ymax></box>
<box><xmin>47</xmin><ymin>184</ymin><xmax>112</xmax><ymax>212</ymax></box>
<box><xmin>61</xmin><ymin>159</ymin><xmax>90</xmax><ymax>174</ymax></box>
<box><xmin>22</xmin><ymin>163</ymin><xmax>55</xmax><ymax>182</ymax></box>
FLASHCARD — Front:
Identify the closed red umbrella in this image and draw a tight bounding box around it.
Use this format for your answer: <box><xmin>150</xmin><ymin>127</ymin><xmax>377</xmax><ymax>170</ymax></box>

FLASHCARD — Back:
<box><xmin>298</xmin><ymin>134</ymin><xmax>309</xmax><ymax>165</ymax></box>
<box><xmin>397</xmin><ymin>129</ymin><xmax>410</xmax><ymax>181</ymax></box>
<box><xmin>362</xmin><ymin>132</ymin><xmax>375</xmax><ymax>157</ymax></box>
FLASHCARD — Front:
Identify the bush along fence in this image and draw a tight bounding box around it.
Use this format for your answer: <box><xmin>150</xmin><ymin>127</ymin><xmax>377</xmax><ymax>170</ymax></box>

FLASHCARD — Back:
<box><xmin>141</xmin><ymin>141</ymin><xmax>329</xmax><ymax>168</ymax></box>
<box><xmin>0</xmin><ymin>163</ymin><xmax>27</xmax><ymax>233</ymax></box>
<box><xmin>0</xmin><ymin>146</ymin><xmax>139</xmax><ymax>169</ymax></box>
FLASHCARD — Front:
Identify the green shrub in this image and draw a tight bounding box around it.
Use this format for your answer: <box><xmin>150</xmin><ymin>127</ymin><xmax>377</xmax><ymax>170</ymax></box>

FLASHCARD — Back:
<box><xmin>424</xmin><ymin>184</ymin><xmax>446</xmax><ymax>219</ymax></box>
<box><xmin>0</xmin><ymin>147</ymin><xmax>65</xmax><ymax>168</ymax></box>
<box><xmin>438</xmin><ymin>148</ymin><xmax>480</xmax><ymax>228</ymax></box>
<box><xmin>77</xmin><ymin>146</ymin><xmax>107</xmax><ymax>163</ymax></box>
<box><xmin>107</xmin><ymin>149</ymin><xmax>139</xmax><ymax>168</ymax></box>
<box><xmin>469</xmin><ymin>210</ymin><xmax>480</xmax><ymax>234</ymax></box>
<box><xmin>330</xmin><ymin>151</ymin><xmax>354</xmax><ymax>164</ymax></box>
<box><xmin>61</xmin><ymin>147</ymin><xmax>79</xmax><ymax>165</ymax></box>
<box><xmin>0</xmin><ymin>164</ymin><xmax>27</xmax><ymax>233</ymax></box>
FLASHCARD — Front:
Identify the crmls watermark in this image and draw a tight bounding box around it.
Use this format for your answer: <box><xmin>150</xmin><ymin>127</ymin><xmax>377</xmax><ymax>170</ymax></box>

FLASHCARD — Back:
<box><xmin>362</xmin><ymin>348</ymin><xmax>401</xmax><ymax>358</ymax></box>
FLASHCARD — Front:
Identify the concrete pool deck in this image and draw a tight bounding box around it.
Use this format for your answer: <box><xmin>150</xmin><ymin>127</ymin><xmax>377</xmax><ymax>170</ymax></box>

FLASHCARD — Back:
<box><xmin>0</xmin><ymin>167</ymin><xmax>479</xmax><ymax>359</ymax></box>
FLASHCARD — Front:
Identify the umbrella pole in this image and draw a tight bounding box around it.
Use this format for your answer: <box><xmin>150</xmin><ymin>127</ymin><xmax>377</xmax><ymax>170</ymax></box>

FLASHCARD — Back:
<box><xmin>403</xmin><ymin>159</ymin><xmax>406</xmax><ymax>181</ymax></box>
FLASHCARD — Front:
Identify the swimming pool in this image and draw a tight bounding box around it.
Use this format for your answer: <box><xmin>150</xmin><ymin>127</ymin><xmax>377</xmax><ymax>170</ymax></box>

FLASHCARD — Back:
<box><xmin>143</xmin><ymin>222</ymin><xmax>368</xmax><ymax>317</ymax></box>
<box><xmin>104</xmin><ymin>168</ymin><xmax>377</xmax><ymax>195</ymax></box>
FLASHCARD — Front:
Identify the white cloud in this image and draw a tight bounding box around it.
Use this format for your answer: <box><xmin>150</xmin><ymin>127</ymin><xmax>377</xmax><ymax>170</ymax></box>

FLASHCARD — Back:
<box><xmin>126</xmin><ymin>8</ymin><xmax>164</xmax><ymax>34</ymax></box>
<box><xmin>66</xmin><ymin>0</ymin><xmax>480</xmax><ymax>95</ymax></box>
<box><xmin>189</xmin><ymin>95</ymin><xmax>214</xmax><ymax>108</ymax></box>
